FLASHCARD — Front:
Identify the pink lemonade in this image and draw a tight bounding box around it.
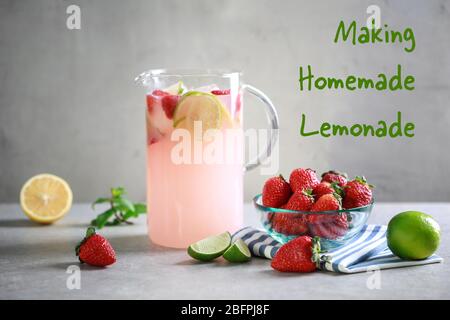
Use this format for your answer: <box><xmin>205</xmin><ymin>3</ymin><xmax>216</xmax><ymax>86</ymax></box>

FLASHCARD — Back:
<box><xmin>145</xmin><ymin>86</ymin><xmax>244</xmax><ymax>248</ymax></box>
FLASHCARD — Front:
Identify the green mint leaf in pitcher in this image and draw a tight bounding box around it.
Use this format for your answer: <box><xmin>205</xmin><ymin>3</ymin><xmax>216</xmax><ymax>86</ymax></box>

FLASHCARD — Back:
<box><xmin>91</xmin><ymin>187</ymin><xmax>147</xmax><ymax>229</ymax></box>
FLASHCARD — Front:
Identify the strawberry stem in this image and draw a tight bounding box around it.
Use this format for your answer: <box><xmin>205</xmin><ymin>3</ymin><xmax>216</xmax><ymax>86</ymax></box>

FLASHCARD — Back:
<box><xmin>330</xmin><ymin>182</ymin><xmax>344</xmax><ymax>197</ymax></box>
<box><xmin>302</xmin><ymin>188</ymin><xmax>314</xmax><ymax>197</ymax></box>
<box><xmin>311</xmin><ymin>237</ymin><xmax>323</xmax><ymax>269</ymax></box>
<box><xmin>76</xmin><ymin>227</ymin><xmax>97</xmax><ymax>257</ymax></box>
<box><xmin>86</xmin><ymin>226</ymin><xmax>96</xmax><ymax>238</ymax></box>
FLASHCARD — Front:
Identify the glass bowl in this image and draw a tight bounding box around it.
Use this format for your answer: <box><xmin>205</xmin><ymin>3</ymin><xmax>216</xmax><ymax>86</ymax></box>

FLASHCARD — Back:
<box><xmin>253</xmin><ymin>194</ymin><xmax>374</xmax><ymax>250</ymax></box>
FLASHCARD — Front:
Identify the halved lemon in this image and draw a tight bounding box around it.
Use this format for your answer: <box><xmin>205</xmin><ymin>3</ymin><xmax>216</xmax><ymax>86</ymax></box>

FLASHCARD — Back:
<box><xmin>173</xmin><ymin>91</ymin><xmax>232</xmax><ymax>133</ymax></box>
<box><xmin>20</xmin><ymin>173</ymin><xmax>73</xmax><ymax>224</ymax></box>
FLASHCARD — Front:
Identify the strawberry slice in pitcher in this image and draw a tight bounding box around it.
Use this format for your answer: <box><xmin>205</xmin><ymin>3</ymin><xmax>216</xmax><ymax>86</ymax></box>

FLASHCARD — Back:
<box><xmin>161</xmin><ymin>95</ymin><xmax>179</xmax><ymax>119</ymax></box>
<box><xmin>211</xmin><ymin>89</ymin><xmax>231</xmax><ymax>95</ymax></box>
<box><xmin>146</xmin><ymin>90</ymin><xmax>175</xmax><ymax>142</ymax></box>
<box><xmin>148</xmin><ymin>89</ymin><xmax>179</xmax><ymax>120</ymax></box>
<box><xmin>211</xmin><ymin>89</ymin><xmax>241</xmax><ymax>113</ymax></box>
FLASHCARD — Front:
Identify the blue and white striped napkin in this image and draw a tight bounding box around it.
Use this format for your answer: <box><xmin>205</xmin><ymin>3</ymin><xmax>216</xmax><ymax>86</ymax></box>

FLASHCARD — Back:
<box><xmin>232</xmin><ymin>225</ymin><xmax>443</xmax><ymax>273</ymax></box>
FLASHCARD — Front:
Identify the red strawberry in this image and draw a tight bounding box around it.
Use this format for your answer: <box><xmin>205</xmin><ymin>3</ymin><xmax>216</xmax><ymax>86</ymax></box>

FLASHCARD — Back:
<box><xmin>161</xmin><ymin>95</ymin><xmax>179</xmax><ymax>119</ymax></box>
<box><xmin>311</xmin><ymin>193</ymin><xmax>341</xmax><ymax>212</ymax></box>
<box><xmin>262</xmin><ymin>175</ymin><xmax>292</xmax><ymax>208</ymax></box>
<box><xmin>289</xmin><ymin>168</ymin><xmax>320</xmax><ymax>193</ymax></box>
<box><xmin>271</xmin><ymin>191</ymin><xmax>313</xmax><ymax>235</ymax></box>
<box><xmin>308</xmin><ymin>194</ymin><xmax>348</xmax><ymax>239</ymax></box>
<box><xmin>76</xmin><ymin>227</ymin><xmax>116</xmax><ymax>267</ymax></box>
<box><xmin>211</xmin><ymin>89</ymin><xmax>231</xmax><ymax>95</ymax></box>
<box><xmin>271</xmin><ymin>236</ymin><xmax>321</xmax><ymax>273</ymax></box>
<box><xmin>152</xmin><ymin>89</ymin><xmax>169</xmax><ymax>97</ymax></box>
<box><xmin>271</xmin><ymin>205</ymin><xmax>307</xmax><ymax>235</ymax></box>
<box><xmin>313</xmin><ymin>181</ymin><xmax>343</xmax><ymax>200</ymax></box>
<box><xmin>312</xmin><ymin>182</ymin><xmax>335</xmax><ymax>199</ymax></box>
<box><xmin>285</xmin><ymin>190</ymin><xmax>314</xmax><ymax>211</ymax></box>
<box><xmin>308</xmin><ymin>213</ymin><xmax>348</xmax><ymax>239</ymax></box>
<box><xmin>146</xmin><ymin>95</ymin><xmax>155</xmax><ymax>113</ymax></box>
<box><xmin>321</xmin><ymin>170</ymin><xmax>348</xmax><ymax>187</ymax></box>
<box><xmin>211</xmin><ymin>89</ymin><xmax>242</xmax><ymax>112</ymax></box>
<box><xmin>272</xmin><ymin>213</ymin><xmax>308</xmax><ymax>235</ymax></box>
<box><xmin>343</xmin><ymin>176</ymin><xmax>373</xmax><ymax>209</ymax></box>
<box><xmin>147</xmin><ymin>90</ymin><xmax>170</xmax><ymax>115</ymax></box>
<box><xmin>236</xmin><ymin>92</ymin><xmax>242</xmax><ymax>112</ymax></box>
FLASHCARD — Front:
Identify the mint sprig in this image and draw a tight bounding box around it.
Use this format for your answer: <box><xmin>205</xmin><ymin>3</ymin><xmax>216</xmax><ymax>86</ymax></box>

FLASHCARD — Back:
<box><xmin>91</xmin><ymin>187</ymin><xmax>147</xmax><ymax>228</ymax></box>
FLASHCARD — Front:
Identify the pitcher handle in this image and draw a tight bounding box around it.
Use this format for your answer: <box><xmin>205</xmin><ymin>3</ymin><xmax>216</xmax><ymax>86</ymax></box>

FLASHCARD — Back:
<box><xmin>242</xmin><ymin>84</ymin><xmax>279</xmax><ymax>172</ymax></box>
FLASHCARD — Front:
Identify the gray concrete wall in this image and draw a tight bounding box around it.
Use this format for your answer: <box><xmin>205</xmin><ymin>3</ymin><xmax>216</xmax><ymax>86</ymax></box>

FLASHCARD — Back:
<box><xmin>1</xmin><ymin>0</ymin><xmax>449</xmax><ymax>202</ymax></box>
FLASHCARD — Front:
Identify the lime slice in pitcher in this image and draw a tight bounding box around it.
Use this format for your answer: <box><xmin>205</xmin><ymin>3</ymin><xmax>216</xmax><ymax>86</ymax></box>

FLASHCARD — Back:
<box><xmin>187</xmin><ymin>232</ymin><xmax>232</xmax><ymax>261</ymax></box>
<box><xmin>223</xmin><ymin>239</ymin><xmax>252</xmax><ymax>263</ymax></box>
<box><xmin>173</xmin><ymin>91</ymin><xmax>232</xmax><ymax>133</ymax></box>
<box><xmin>164</xmin><ymin>81</ymin><xmax>186</xmax><ymax>95</ymax></box>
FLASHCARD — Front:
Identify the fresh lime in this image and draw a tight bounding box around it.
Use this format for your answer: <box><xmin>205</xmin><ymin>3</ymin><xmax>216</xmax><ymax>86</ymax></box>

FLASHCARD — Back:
<box><xmin>223</xmin><ymin>239</ymin><xmax>252</xmax><ymax>263</ymax></box>
<box><xmin>173</xmin><ymin>91</ymin><xmax>232</xmax><ymax>133</ymax></box>
<box><xmin>187</xmin><ymin>232</ymin><xmax>231</xmax><ymax>261</ymax></box>
<box><xmin>387</xmin><ymin>211</ymin><xmax>440</xmax><ymax>260</ymax></box>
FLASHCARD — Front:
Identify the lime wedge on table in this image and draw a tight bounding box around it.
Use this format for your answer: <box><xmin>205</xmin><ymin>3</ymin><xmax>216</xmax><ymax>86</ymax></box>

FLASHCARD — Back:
<box><xmin>223</xmin><ymin>239</ymin><xmax>251</xmax><ymax>263</ymax></box>
<box><xmin>188</xmin><ymin>232</ymin><xmax>232</xmax><ymax>261</ymax></box>
<box><xmin>173</xmin><ymin>91</ymin><xmax>232</xmax><ymax>133</ymax></box>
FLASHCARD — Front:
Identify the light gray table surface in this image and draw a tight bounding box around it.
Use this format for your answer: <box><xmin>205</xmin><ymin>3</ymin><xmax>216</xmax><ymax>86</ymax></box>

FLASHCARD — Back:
<box><xmin>0</xmin><ymin>202</ymin><xmax>449</xmax><ymax>300</ymax></box>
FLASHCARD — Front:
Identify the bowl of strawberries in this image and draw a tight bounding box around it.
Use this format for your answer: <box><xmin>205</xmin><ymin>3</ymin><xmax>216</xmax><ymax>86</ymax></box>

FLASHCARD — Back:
<box><xmin>253</xmin><ymin>168</ymin><xmax>374</xmax><ymax>250</ymax></box>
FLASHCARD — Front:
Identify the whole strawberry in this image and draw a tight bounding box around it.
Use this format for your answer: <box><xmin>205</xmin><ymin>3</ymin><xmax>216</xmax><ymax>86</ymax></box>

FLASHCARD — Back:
<box><xmin>271</xmin><ymin>191</ymin><xmax>313</xmax><ymax>235</ymax></box>
<box><xmin>321</xmin><ymin>170</ymin><xmax>348</xmax><ymax>187</ymax></box>
<box><xmin>289</xmin><ymin>168</ymin><xmax>320</xmax><ymax>193</ymax></box>
<box><xmin>262</xmin><ymin>175</ymin><xmax>292</xmax><ymax>208</ymax></box>
<box><xmin>76</xmin><ymin>227</ymin><xmax>116</xmax><ymax>267</ymax></box>
<box><xmin>308</xmin><ymin>213</ymin><xmax>348</xmax><ymax>239</ymax></box>
<box><xmin>272</xmin><ymin>210</ymin><xmax>308</xmax><ymax>235</ymax></box>
<box><xmin>285</xmin><ymin>190</ymin><xmax>314</xmax><ymax>211</ymax></box>
<box><xmin>311</xmin><ymin>193</ymin><xmax>341</xmax><ymax>212</ymax></box>
<box><xmin>313</xmin><ymin>181</ymin><xmax>337</xmax><ymax>199</ymax></box>
<box><xmin>271</xmin><ymin>236</ymin><xmax>321</xmax><ymax>273</ymax></box>
<box><xmin>308</xmin><ymin>194</ymin><xmax>348</xmax><ymax>239</ymax></box>
<box><xmin>342</xmin><ymin>176</ymin><xmax>373</xmax><ymax>209</ymax></box>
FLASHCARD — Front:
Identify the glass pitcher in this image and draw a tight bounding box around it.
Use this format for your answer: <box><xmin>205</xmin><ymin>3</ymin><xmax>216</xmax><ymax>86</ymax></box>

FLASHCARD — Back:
<box><xmin>135</xmin><ymin>69</ymin><xmax>279</xmax><ymax>248</ymax></box>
